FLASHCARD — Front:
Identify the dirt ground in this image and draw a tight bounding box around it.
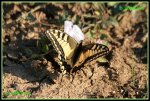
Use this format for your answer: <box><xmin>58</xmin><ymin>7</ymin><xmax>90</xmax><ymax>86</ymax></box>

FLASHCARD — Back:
<box><xmin>2</xmin><ymin>2</ymin><xmax>148</xmax><ymax>99</ymax></box>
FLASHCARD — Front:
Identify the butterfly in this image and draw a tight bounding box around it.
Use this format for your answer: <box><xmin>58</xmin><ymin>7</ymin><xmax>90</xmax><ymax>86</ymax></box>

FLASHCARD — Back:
<box><xmin>44</xmin><ymin>20</ymin><xmax>109</xmax><ymax>79</ymax></box>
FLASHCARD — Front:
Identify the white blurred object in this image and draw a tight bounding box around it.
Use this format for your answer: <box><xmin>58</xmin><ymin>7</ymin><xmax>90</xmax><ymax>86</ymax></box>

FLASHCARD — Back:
<box><xmin>64</xmin><ymin>20</ymin><xmax>84</xmax><ymax>43</ymax></box>
<box><xmin>64</xmin><ymin>20</ymin><xmax>73</xmax><ymax>36</ymax></box>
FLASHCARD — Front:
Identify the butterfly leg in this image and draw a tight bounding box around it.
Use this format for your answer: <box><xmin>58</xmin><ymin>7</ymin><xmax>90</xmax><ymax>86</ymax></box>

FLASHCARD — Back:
<box><xmin>70</xmin><ymin>72</ymin><xmax>77</xmax><ymax>83</ymax></box>
<box><xmin>69</xmin><ymin>68</ymin><xmax>77</xmax><ymax>83</ymax></box>
<box><xmin>81</xmin><ymin>68</ymin><xmax>87</xmax><ymax>77</ymax></box>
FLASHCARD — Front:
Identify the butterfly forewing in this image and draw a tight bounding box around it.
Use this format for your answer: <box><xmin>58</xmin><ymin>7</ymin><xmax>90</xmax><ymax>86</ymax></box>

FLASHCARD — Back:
<box><xmin>74</xmin><ymin>43</ymin><xmax>109</xmax><ymax>67</ymax></box>
<box><xmin>45</xmin><ymin>29</ymin><xmax>79</xmax><ymax>66</ymax></box>
<box><xmin>45</xmin><ymin>30</ymin><xmax>64</xmax><ymax>56</ymax></box>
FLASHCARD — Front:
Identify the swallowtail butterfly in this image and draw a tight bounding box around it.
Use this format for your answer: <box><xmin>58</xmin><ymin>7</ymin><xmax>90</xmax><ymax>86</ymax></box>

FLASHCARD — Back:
<box><xmin>44</xmin><ymin>20</ymin><xmax>109</xmax><ymax>78</ymax></box>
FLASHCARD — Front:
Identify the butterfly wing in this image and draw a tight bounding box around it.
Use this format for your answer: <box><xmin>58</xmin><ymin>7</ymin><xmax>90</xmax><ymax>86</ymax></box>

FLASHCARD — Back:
<box><xmin>45</xmin><ymin>29</ymin><xmax>79</xmax><ymax>66</ymax></box>
<box><xmin>73</xmin><ymin>43</ymin><xmax>109</xmax><ymax>68</ymax></box>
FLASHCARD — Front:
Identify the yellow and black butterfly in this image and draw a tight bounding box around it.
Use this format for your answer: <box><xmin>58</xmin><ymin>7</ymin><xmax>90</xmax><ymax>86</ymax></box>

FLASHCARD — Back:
<box><xmin>44</xmin><ymin>21</ymin><xmax>109</xmax><ymax>79</ymax></box>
